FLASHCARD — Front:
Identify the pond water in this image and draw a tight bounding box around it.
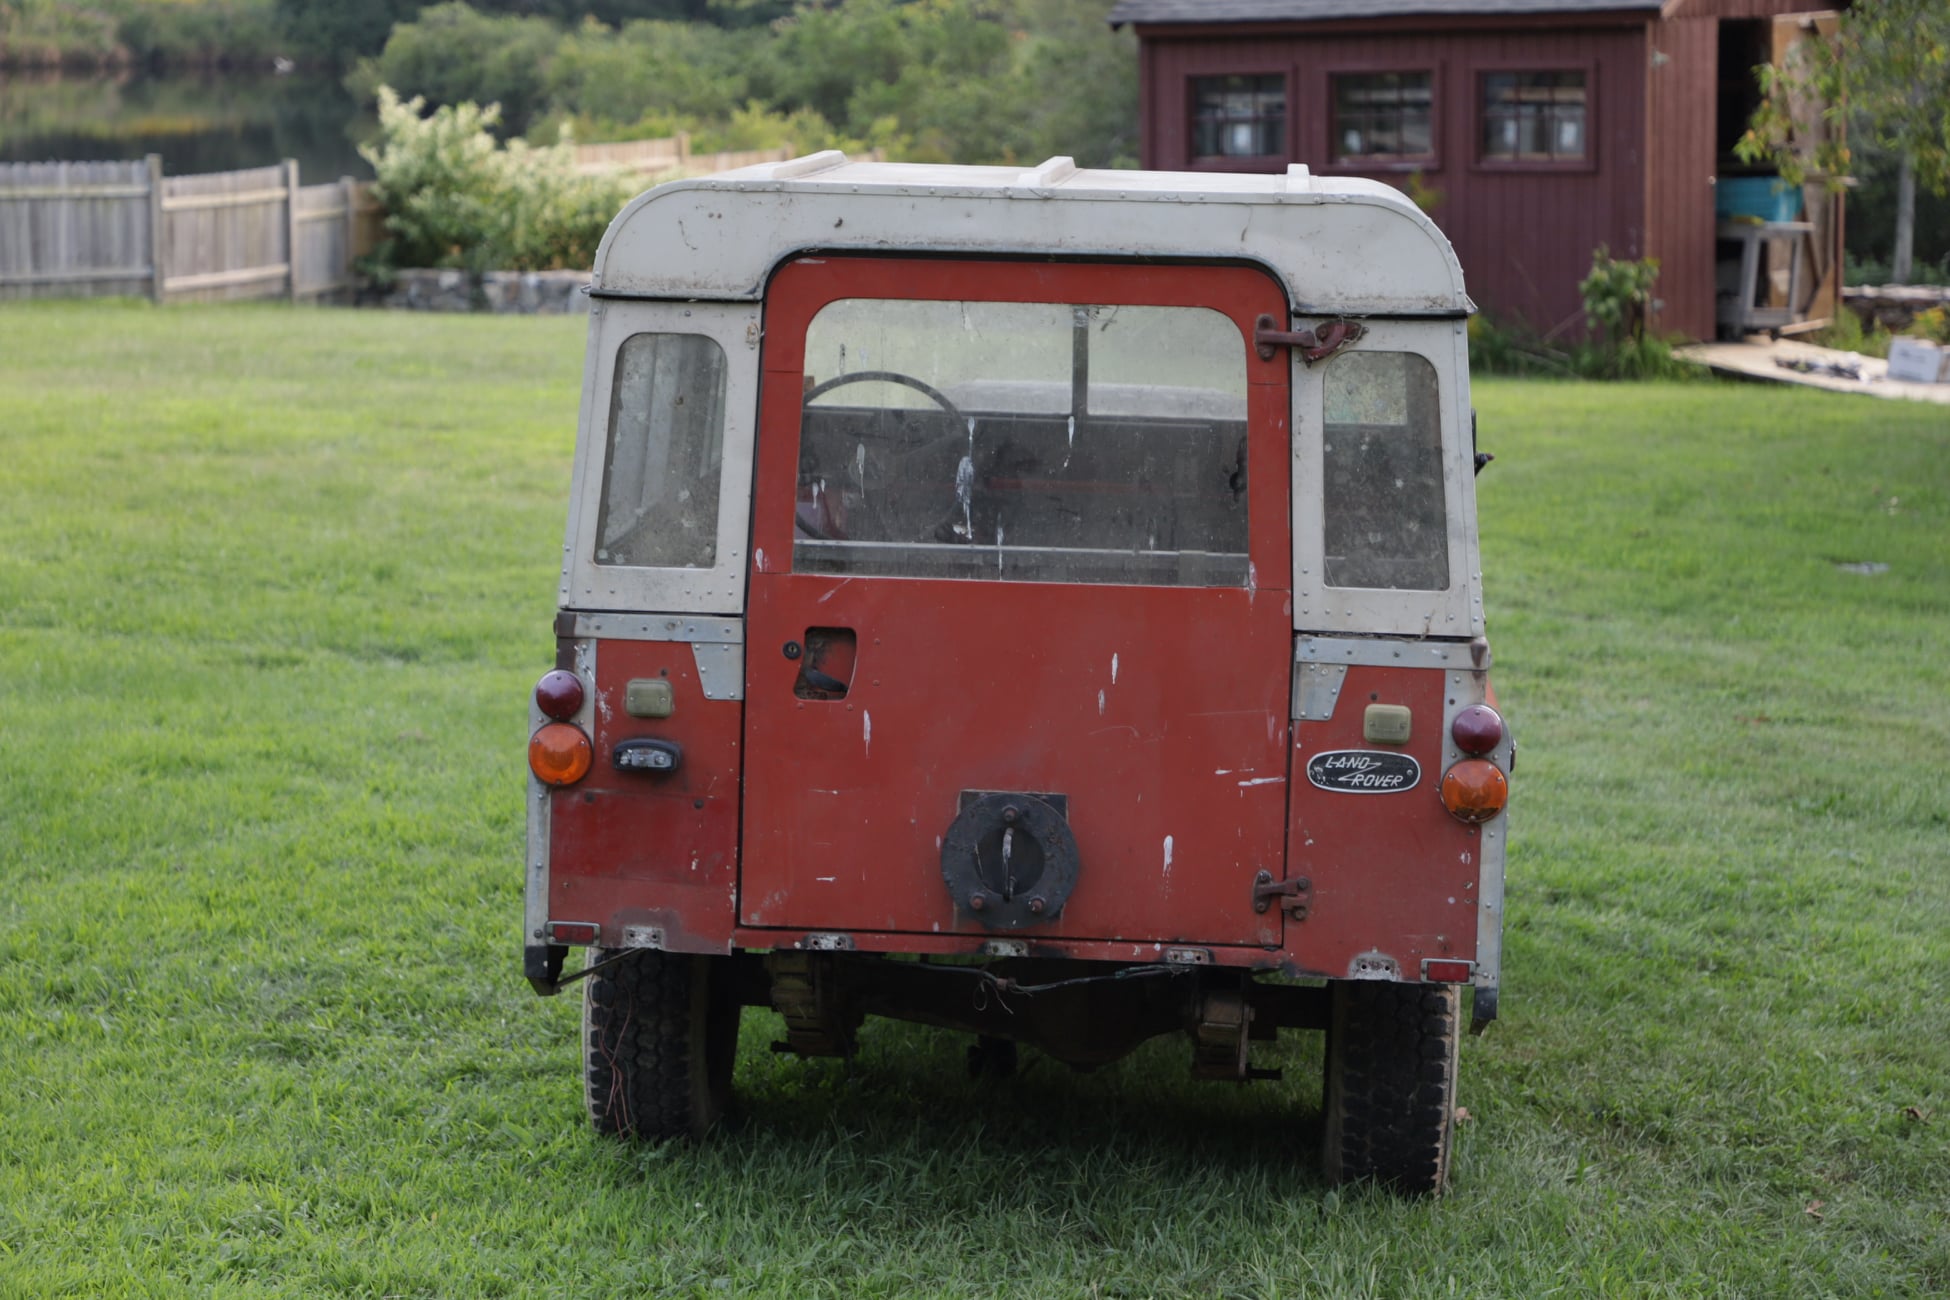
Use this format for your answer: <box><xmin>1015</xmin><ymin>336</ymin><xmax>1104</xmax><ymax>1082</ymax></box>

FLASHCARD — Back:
<box><xmin>0</xmin><ymin>70</ymin><xmax>374</xmax><ymax>183</ymax></box>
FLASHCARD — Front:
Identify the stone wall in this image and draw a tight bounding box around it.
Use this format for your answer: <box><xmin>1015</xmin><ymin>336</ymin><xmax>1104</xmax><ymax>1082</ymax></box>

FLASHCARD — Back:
<box><xmin>1844</xmin><ymin>285</ymin><xmax>1950</xmax><ymax>332</ymax></box>
<box><xmin>373</xmin><ymin>268</ymin><xmax>591</xmax><ymax>315</ymax></box>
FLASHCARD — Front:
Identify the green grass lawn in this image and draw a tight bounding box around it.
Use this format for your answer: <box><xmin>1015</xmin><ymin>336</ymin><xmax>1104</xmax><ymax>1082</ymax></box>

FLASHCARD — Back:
<box><xmin>1</xmin><ymin>301</ymin><xmax>1945</xmax><ymax>1298</ymax></box>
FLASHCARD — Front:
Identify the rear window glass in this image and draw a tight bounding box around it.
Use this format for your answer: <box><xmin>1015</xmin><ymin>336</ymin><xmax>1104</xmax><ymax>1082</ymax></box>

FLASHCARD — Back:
<box><xmin>1322</xmin><ymin>351</ymin><xmax>1449</xmax><ymax>590</ymax></box>
<box><xmin>792</xmin><ymin>300</ymin><xmax>1250</xmax><ymax>586</ymax></box>
<box><xmin>596</xmin><ymin>333</ymin><xmax>727</xmax><ymax>569</ymax></box>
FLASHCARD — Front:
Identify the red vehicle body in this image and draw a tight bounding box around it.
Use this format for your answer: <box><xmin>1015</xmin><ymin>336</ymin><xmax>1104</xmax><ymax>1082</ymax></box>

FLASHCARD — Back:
<box><xmin>524</xmin><ymin>155</ymin><xmax>1510</xmax><ymax>1193</ymax></box>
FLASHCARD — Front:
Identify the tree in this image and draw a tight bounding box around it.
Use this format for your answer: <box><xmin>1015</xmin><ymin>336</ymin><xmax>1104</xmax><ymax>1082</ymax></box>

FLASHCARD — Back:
<box><xmin>1739</xmin><ymin>0</ymin><xmax>1950</xmax><ymax>283</ymax></box>
<box><xmin>276</xmin><ymin>0</ymin><xmax>431</xmax><ymax>68</ymax></box>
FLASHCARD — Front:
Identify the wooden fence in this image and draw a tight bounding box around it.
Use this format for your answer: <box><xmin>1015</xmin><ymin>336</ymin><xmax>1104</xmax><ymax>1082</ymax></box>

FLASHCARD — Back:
<box><xmin>0</xmin><ymin>138</ymin><xmax>812</xmax><ymax>304</ymax></box>
<box><xmin>0</xmin><ymin>156</ymin><xmax>384</xmax><ymax>304</ymax></box>
<box><xmin>571</xmin><ymin>135</ymin><xmax>798</xmax><ymax>177</ymax></box>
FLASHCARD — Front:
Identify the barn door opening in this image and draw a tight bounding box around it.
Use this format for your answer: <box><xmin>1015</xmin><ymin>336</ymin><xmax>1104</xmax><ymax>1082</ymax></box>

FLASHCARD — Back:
<box><xmin>1714</xmin><ymin>14</ymin><xmax>1844</xmax><ymax>336</ymax></box>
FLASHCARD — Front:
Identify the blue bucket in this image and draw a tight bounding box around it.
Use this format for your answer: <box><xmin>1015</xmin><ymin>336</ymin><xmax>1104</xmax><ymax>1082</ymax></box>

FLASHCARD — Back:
<box><xmin>1715</xmin><ymin>176</ymin><xmax>1804</xmax><ymax>222</ymax></box>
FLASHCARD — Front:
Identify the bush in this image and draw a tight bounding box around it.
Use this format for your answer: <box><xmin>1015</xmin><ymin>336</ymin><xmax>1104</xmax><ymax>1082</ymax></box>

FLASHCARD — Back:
<box><xmin>360</xmin><ymin>86</ymin><xmax>637</xmax><ymax>274</ymax></box>
<box><xmin>1572</xmin><ymin>247</ymin><xmax>1693</xmax><ymax>380</ymax></box>
<box><xmin>1906</xmin><ymin>306</ymin><xmax>1950</xmax><ymax>344</ymax></box>
<box><xmin>1465</xmin><ymin>248</ymin><xmax>1698</xmax><ymax>381</ymax></box>
<box><xmin>1812</xmin><ymin>308</ymin><xmax>1895</xmax><ymax>358</ymax></box>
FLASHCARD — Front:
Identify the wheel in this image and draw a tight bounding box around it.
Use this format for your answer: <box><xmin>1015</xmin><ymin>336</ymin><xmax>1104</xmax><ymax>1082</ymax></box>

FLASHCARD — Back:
<box><xmin>583</xmin><ymin>950</ymin><xmax>741</xmax><ymax>1141</ymax></box>
<box><xmin>966</xmin><ymin>1034</ymin><xmax>1019</xmax><ymax>1079</ymax></box>
<box><xmin>1321</xmin><ymin>980</ymin><xmax>1460</xmax><ymax>1195</ymax></box>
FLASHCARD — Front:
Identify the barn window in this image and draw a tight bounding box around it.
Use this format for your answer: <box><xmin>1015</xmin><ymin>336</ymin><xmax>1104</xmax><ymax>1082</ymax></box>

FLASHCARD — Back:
<box><xmin>1479</xmin><ymin>71</ymin><xmax>1587</xmax><ymax>162</ymax></box>
<box><xmin>1191</xmin><ymin>75</ymin><xmax>1286</xmax><ymax>159</ymax></box>
<box><xmin>1330</xmin><ymin>73</ymin><xmax>1434</xmax><ymax>164</ymax></box>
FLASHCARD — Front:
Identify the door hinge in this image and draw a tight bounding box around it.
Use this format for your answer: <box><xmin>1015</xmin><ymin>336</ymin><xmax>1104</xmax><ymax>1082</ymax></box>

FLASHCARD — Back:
<box><xmin>1252</xmin><ymin>870</ymin><xmax>1314</xmax><ymax>920</ymax></box>
<box><xmin>1254</xmin><ymin>315</ymin><xmax>1365</xmax><ymax>364</ymax></box>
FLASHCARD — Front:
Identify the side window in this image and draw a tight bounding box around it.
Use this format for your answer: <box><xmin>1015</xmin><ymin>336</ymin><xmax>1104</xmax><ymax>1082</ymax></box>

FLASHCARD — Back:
<box><xmin>793</xmin><ymin>299</ymin><xmax>1250</xmax><ymax>587</ymax></box>
<box><xmin>1322</xmin><ymin>352</ymin><xmax>1449</xmax><ymax>591</ymax></box>
<box><xmin>595</xmin><ymin>333</ymin><xmax>727</xmax><ymax>569</ymax></box>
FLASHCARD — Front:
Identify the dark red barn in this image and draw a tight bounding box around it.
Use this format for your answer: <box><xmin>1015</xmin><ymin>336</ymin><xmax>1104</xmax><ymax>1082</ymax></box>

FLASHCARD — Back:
<box><xmin>1109</xmin><ymin>0</ymin><xmax>1845</xmax><ymax>340</ymax></box>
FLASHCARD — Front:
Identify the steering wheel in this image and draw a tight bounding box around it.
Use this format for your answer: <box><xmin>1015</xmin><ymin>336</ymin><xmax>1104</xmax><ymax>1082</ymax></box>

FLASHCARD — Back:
<box><xmin>804</xmin><ymin>370</ymin><xmax>967</xmax><ymax>426</ymax></box>
<box><xmin>800</xmin><ymin>371</ymin><xmax>971</xmax><ymax>543</ymax></box>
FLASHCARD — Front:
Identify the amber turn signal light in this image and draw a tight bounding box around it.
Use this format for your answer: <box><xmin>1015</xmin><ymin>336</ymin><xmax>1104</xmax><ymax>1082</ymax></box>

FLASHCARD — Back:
<box><xmin>529</xmin><ymin>722</ymin><xmax>593</xmax><ymax>786</ymax></box>
<box><xmin>1439</xmin><ymin>759</ymin><xmax>1508</xmax><ymax>824</ymax></box>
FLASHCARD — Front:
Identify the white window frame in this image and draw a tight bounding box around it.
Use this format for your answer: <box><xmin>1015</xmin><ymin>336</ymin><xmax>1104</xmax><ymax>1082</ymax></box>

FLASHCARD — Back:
<box><xmin>559</xmin><ymin>299</ymin><xmax>761</xmax><ymax>615</ymax></box>
<box><xmin>1290</xmin><ymin>318</ymin><xmax>1482</xmax><ymax>638</ymax></box>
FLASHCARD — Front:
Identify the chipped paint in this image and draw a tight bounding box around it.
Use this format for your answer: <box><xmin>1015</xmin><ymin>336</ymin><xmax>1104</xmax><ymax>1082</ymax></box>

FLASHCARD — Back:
<box><xmin>1111</xmin><ymin>653</ymin><xmax>1119</xmax><ymax>684</ymax></box>
<box><xmin>862</xmin><ymin>710</ymin><xmax>872</xmax><ymax>755</ymax></box>
<box><xmin>1237</xmin><ymin>776</ymin><xmax>1284</xmax><ymax>788</ymax></box>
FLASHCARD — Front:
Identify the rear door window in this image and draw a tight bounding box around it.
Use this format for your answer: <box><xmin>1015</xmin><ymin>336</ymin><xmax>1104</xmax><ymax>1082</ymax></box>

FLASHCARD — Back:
<box><xmin>792</xmin><ymin>299</ymin><xmax>1250</xmax><ymax>586</ymax></box>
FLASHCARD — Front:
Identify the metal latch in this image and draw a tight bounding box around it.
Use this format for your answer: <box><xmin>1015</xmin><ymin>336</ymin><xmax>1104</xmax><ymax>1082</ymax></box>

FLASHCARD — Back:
<box><xmin>1252</xmin><ymin>870</ymin><xmax>1314</xmax><ymax>920</ymax></box>
<box><xmin>1254</xmin><ymin>315</ymin><xmax>1366</xmax><ymax>364</ymax></box>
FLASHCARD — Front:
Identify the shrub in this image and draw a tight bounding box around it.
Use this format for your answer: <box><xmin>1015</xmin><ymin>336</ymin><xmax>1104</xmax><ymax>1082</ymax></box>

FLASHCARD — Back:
<box><xmin>1465</xmin><ymin>250</ymin><xmax>1699</xmax><ymax>382</ymax></box>
<box><xmin>1906</xmin><ymin>306</ymin><xmax>1950</xmax><ymax>344</ymax></box>
<box><xmin>1572</xmin><ymin>246</ymin><xmax>1693</xmax><ymax>380</ymax></box>
<box><xmin>1467</xmin><ymin>314</ymin><xmax>1569</xmax><ymax>377</ymax></box>
<box><xmin>1813</xmin><ymin>308</ymin><xmax>1895</xmax><ymax>358</ymax></box>
<box><xmin>360</xmin><ymin>86</ymin><xmax>637</xmax><ymax>274</ymax></box>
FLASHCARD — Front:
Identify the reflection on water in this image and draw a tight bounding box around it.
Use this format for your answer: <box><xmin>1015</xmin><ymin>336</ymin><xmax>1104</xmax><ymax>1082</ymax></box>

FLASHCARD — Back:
<box><xmin>0</xmin><ymin>71</ymin><xmax>374</xmax><ymax>181</ymax></box>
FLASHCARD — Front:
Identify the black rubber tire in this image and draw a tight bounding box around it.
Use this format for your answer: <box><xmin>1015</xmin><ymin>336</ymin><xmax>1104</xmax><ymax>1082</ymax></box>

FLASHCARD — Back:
<box><xmin>1321</xmin><ymin>980</ymin><xmax>1460</xmax><ymax>1195</ymax></box>
<box><xmin>966</xmin><ymin>1035</ymin><xmax>1019</xmax><ymax>1080</ymax></box>
<box><xmin>583</xmin><ymin>950</ymin><xmax>740</xmax><ymax>1141</ymax></box>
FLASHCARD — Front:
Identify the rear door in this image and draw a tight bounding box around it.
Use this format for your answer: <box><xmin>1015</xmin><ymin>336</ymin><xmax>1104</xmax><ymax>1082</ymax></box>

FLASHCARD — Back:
<box><xmin>740</xmin><ymin>257</ymin><xmax>1292</xmax><ymax>946</ymax></box>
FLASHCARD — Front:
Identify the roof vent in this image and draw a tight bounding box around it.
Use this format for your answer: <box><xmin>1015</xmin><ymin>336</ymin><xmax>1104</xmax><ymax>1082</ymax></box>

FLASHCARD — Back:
<box><xmin>1013</xmin><ymin>156</ymin><xmax>1078</xmax><ymax>190</ymax></box>
<box><xmin>767</xmin><ymin>151</ymin><xmax>850</xmax><ymax>181</ymax></box>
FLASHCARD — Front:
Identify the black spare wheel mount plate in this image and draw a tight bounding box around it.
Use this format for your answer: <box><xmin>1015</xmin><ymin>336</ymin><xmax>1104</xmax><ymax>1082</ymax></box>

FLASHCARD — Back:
<box><xmin>941</xmin><ymin>791</ymin><xmax>1079</xmax><ymax>930</ymax></box>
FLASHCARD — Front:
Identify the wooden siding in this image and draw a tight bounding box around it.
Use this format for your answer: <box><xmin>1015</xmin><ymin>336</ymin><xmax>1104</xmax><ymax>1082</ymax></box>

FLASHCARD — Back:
<box><xmin>1671</xmin><ymin>0</ymin><xmax>1842</xmax><ymax>20</ymax></box>
<box><xmin>1646</xmin><ymin>15</ymin><xmax>1720</xmax><ymax>338</ymax></box>
<box><xmin>1142</xmin><ymin>25</ymin><xmax>1649</xmax><ymax>334</ymax></box>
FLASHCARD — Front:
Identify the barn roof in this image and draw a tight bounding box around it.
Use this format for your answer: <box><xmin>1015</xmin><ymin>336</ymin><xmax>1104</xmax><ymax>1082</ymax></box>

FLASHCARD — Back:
<box><xmin>1107</xmin><ymin>0</ymin><xmax>1663</xmax><ymax>23</ymax></box>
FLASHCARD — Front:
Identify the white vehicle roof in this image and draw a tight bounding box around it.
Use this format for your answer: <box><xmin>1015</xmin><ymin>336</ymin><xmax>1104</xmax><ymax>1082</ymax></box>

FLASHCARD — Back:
<box><xmin>591</xmin><ymin>153</ymin><xmax>1473</xmax><ymax>318</ymax></box>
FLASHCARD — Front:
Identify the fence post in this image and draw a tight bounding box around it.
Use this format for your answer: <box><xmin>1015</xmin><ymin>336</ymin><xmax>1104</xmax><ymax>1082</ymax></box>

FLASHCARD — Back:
<box><xmin>146</xmin><ymin>154</ymin><xmax>166</xmax><ymax>303</ymax></box>
<box><xmin>678</xmin><ymin>131</ymin><xmax>691</xmax><ymax>168</ymax></box>
<box><xmin>339</xmin><ymin>176</ymin><xmax>358</xmax><ymax>296</ymax></box>
<box><xmin>284</xmin><ymin>159</ymin><xmax>300</xmax><ymax>302</ymax></box>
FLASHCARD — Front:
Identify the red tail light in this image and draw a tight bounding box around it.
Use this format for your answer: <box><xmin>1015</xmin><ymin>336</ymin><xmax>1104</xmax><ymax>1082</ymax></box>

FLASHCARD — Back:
<box><xmin>1451</xmin><ymin>704</ymin><xmax>1505</xmax><ymax>755</ymax></box>
<box><xmin>535</xmin><ymin>669</ymin><xmax>585</xmax><ymax>721</ymax></box>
